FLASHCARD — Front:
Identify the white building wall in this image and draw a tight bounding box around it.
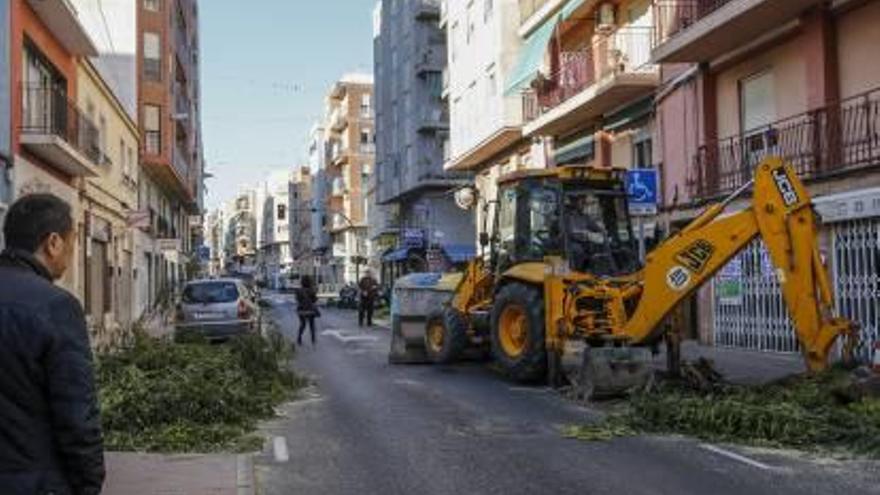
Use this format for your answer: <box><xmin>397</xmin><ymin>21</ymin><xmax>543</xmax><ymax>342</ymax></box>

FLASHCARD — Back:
<box><xmin>445</xmin><ymin>0</ymin><xmax>523</xmax><ymax>162</ymax></box>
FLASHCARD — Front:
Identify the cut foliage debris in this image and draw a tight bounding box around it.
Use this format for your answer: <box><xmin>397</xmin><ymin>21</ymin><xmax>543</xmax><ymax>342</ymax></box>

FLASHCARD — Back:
<box><xmin>97</xmin><ymin>330</ymin><xmax>305</xmax><ymax>453</ymax></box>
<box><xmin>565</xmin><ymin>364</ymin><xmax>880</xmax><ymax>458</ymax></box>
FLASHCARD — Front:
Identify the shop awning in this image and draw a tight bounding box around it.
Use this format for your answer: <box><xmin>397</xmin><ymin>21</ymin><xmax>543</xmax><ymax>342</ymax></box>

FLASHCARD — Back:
<box><xmin>441</xmin><ymin>244</ymin><xmax>477</xmax><ymax>263</ymax></box>
<box><xmin>603</xmin><ymin>97</ymin><xmax>654</xmax><ymax>132</ymax></box>
<box><xmin>504</xmin><ymin>0</ymin><xmax>587</xmax><ymax>95</ymax></box>
<box><xmin>383</xmin><ymin>247</ymin><xmax>410</xmax><ymax>262</ymax></box>
<box><xmin>554</xmin><ymin>134</ymin><xmax>595</xmax><ymax>164</ymax></box>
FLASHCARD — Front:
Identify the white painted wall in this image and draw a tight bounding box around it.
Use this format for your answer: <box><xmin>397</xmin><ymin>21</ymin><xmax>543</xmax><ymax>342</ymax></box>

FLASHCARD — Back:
<box><xmin>445</xmin><ymin>0</ymin><xmax>523</xmax><ymax>161</ymax></box>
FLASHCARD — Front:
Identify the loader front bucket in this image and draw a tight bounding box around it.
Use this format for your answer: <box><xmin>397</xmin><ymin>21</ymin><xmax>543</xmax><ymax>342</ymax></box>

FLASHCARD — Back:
<box><xmin>572</xmin><ymin>346</ymin><xmax>653</xmax><ymax>400</ymax></box>
<box><xmin>387</xmin><ymin>272</ymin><xmax>461</xmax><ymax>365</ymax></box>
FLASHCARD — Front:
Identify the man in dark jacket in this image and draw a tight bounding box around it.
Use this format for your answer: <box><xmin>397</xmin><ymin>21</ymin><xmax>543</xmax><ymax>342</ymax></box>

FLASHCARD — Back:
<box><xmin>358</xmin><ymin>270</ymin><xmax>379</xmax><ymax>327</ymax></box>
<box><xmin>0</xmin><ymin>194</ymin><xmax>105</xmax><ymax>495</ymax></box>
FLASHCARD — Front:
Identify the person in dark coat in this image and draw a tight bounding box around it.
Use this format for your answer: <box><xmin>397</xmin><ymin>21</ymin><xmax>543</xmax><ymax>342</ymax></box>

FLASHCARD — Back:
<box><xmin>358</xmin><ymin>270</ymin><xmax>379</xmax><ymax>327</ymax></box>
<box><xmin>295</xmin><ymin>275</ymin><xmax>319</xmax><ymax>346</ymax></box>
<box><xmin>0</xmin><ymin>194</ymin><xmax>105</xmax><ymax>495</ymax></box>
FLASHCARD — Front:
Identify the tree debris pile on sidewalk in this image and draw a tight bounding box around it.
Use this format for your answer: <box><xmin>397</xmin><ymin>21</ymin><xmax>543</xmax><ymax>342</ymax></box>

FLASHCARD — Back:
<box><xmin>97</xmin><ymin>331</ymin><xmax>306</xmax><ymax>453</ymax></box>
<box><xmin>565</xmin><ymin>367</ymin><xmax>880</xmax><ymax>457</ymax></box>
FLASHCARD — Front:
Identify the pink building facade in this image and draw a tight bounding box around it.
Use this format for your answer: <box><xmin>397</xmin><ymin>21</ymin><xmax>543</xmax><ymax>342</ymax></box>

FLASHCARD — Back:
<box><xmin>654</xmin><ymin>0</ymin><xmax>880</xmax><ymax>360</ymax></box>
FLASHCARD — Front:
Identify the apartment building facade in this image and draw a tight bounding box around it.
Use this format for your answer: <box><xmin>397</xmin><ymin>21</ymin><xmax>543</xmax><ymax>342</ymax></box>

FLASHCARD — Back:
<box><xmin>653</xmin><ymin>0</ymin><xmax>880</xmax><ymax>361</ymax></box>
<box><xmin>8</xmin><ymin>0</ymin><xmax>100</xmax><ymax>297</ymax></box>
<box><xmin>76</xmin><ymin>58</ymin><xmax>140</xmax><ymax>341</ymax></box>
<box><xmin>374</xmin><ymin>0</ymin><xmax>475</xmax><ymax>278</ymax></box>
<box><xmin>317</xmin><ymin>74</ymin><xmax>374</xmax><ymax>288</ymax></box>
<box><xmin>290</xmin><ymin>166</ymin><xmax>312</xmax><ymax>280</ymax></box>
<box><xmin>258</xmin><ymin>171</ymin><xmax>293</xmax><ymax>289</ymax></box>
<box><xmin>137</xmin><ymin>0</ymin><xmax>203</xmax><ymax>293</ymax></box>
<box><xmin>444</xmin><ymin>0</ymin><xmax>554</xmax><ymax>253</ymax></box>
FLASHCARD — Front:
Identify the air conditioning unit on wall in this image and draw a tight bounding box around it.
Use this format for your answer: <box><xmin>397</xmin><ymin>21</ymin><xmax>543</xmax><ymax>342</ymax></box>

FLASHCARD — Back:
<box><xmin>597</xmin><ymin>2</ymin><xmax>616</xmax><ymax>31</ymax></box>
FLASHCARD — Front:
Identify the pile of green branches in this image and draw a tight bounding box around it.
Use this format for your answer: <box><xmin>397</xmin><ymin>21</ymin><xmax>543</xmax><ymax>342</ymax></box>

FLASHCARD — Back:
<box><xmin>96</xmin><ymin>331</ymin><xmax>306</xmax><ymax>453</ymax></box>
<box><xmin>565</xmin><ymin>368</ymin><xmax>880</xmax><ymax>457</ymax></box>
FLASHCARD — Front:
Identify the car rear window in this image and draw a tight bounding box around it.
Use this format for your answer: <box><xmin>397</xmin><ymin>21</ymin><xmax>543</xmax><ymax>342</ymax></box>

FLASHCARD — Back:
<box><xmin>182</xmin><ymin>282</ymin><xmax>239</xmax><ymax>304</ymax></box>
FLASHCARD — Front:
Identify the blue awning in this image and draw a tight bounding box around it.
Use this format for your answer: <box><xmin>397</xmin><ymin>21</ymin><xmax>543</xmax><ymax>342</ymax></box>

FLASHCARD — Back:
<box><xmin>441</xmin><ymin>244</ymin><xmax>477</xmax><ymax>264</ymax></box>
<box><xmin>383</xmin><ymin>247</ymin><xmax>410</xmax><ymax>262</ymax></box>
<box><xmin>504</xmin><ymin>0</ymin><xmax>586</xmax><ymax>95</ymax></box>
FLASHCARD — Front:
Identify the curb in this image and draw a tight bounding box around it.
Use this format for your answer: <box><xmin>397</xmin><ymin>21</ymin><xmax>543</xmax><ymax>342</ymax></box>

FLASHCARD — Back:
<box><xmin>237</xmin><ymin>454</ymin><xmax>256</xmax><ymax>495</ymax></box>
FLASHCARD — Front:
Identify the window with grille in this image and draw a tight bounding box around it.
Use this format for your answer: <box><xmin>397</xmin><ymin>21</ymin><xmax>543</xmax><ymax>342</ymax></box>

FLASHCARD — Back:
<box><xmin>144</xmin><ymin>0</ymin><xmax>160</xmax><ymax>12</ymax></box>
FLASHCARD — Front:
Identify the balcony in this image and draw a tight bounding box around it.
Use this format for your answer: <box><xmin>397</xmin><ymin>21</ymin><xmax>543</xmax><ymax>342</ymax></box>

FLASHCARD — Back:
<box><xmin>415</xmin><ymin>49</ymin><xmax>444</xmax><ymax>76</ymax></box>
<box><xmin>26</xmin><ymin>0</ymin><xmax>97</xmax><ymax>56</ymax></box>
<box><xmin>330</xmin><ymin>109</ymin><xmax>347</xmax><ymax>132</ymax></box>
<box><xmin>522</xmin><ymin>27</ymin><xmax>658</xmax><ymax>138</ymax></box>
<box><xmin>417</xmin><ymin>107</ymin><xmax>449</xmax><ymax>133</ymax></box>
<box><xmin>688</xmin><ymin>87</ymin><xmax>880</xmax><ymax>201</ymax></box>
<box><xmin>415</xmin><ymin>0</ymin><xmax>441</xmax><ymax>21</ymax></box>
<box><xmin>174</xmin><ymin>141</ymin><xmax>191</xmax><ymax>179</ymax></box>
<box><xmin>19</xmin><ymin>85</ymin><xmax>101</xmax><ymax>177</ymax></box>
<box><xmin>331</xmin><ymin>177</ymin><xmax>347</xmax><ymax>197</ymax></box>
<box><xmin>652</xmin><ymin>0</ymin><xmax>825</xmax><ymax>63</ymax></box>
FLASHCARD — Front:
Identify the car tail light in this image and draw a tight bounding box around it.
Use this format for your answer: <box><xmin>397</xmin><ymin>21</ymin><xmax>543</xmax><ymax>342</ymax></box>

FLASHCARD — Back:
<box><xmin>238</xmin><ymin>300</ymin><xmax>251</xmax><ymax>319</ymax></box>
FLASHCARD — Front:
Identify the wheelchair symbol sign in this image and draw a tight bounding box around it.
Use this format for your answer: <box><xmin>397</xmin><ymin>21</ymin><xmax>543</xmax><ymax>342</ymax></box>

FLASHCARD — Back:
<box><xmin>626</xmin><ymin>169</ymin><xmax>658</xmax><ymax>215</ymax></box>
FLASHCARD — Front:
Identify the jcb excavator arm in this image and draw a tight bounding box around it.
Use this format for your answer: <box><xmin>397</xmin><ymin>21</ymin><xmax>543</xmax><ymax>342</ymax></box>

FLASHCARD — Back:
<box><xmin>621</xmin><ymin>157</ymin><xmax>856</xmax><ymax>371</ymax></box>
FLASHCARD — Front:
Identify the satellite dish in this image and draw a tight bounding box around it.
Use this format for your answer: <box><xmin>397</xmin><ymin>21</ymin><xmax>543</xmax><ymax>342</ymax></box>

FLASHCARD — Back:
<box><xmin>454</xmin><ymin>187</ymin><xmax>477</xmax><ymax>210</ymax></box>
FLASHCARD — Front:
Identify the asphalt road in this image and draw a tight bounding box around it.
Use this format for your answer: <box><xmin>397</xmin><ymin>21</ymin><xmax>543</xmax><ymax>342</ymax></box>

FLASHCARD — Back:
<box><xmin>254</xmin><ymin>294</ymin><xmax>880</xmax><ymax>495</ymax></box>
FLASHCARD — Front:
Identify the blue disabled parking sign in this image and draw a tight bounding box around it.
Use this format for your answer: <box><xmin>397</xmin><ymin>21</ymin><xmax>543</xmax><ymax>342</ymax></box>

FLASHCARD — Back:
<box><xmin>626</xmin><ymin>169</ymin><xmax>659</xmax><ymax>216</ymax></box>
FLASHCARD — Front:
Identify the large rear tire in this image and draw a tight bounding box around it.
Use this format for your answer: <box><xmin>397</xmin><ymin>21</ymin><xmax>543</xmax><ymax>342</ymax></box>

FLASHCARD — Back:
<box><xmin>424</xmin><ymin>308</ymin><xmax>468</xmax><ymax>364</ymax></box>
<box><xmin>490</xmin><ymin>283</ymin><xmax>547</xmax><ymax>383</ymax></box>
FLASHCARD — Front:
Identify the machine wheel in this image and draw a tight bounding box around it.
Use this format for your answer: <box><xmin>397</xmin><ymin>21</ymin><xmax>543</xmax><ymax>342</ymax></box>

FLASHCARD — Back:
<box><xmin>424</xmin><ymin>308</ymin><xmax>468</xmax><ymax>364</ymax></box>
<box><xmin>490</xmin><ymin>283</ymin><xmax>547</xmax><ymax>383</ymax></box>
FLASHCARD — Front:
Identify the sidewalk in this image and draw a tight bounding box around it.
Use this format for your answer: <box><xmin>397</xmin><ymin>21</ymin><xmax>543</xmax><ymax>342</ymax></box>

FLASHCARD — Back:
<box><xmin>104</xmin><ymin>452</ymin><xmax>254</xmax><ymax>495</ymax></box>
<box><xmin>654</xmin><ymin>340</ymin><xmax>806</xmax><ymax>385</ymax></box>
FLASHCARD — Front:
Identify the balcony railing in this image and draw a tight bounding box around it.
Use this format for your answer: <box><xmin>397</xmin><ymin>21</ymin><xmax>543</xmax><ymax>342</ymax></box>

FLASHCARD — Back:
<box><xmin>20</xmin><ymin>84</ymin><xmax>102</xmax><ymax>165</ymax></box>
<box><xmin>688</xmin><ymin>87</ymin><xmax>880</xmax><ymax>200</ymax></box>
<box><xmin>522</xmin><ymin>26</ymin><xmax>655</xmax><ymax>122</ymax></box>
<box><xmin>652</xmin><ymin>0</ymin><xmax>734</xmax><ymax>46</ymax></box>
<box><xmin>418</xmin><ymin>107</ymin><xmax>450</xmax><ymax>132</ymax></box>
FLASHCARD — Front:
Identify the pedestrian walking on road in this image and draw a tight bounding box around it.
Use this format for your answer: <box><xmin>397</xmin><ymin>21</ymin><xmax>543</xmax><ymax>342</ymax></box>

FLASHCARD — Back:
<box><xmin>296</xmin><ymin>275</ymin><xmax>319</xmax><ymax>346</ymax></box>
<box><xmin>0</xmin><ymin>194</ymin><xmax>105</xmax><ymax>495</ymax></box>
<box><xmin>358</xmin><ymin>270</ymin><xmax>380</xmax><ymax>327</ymax></box>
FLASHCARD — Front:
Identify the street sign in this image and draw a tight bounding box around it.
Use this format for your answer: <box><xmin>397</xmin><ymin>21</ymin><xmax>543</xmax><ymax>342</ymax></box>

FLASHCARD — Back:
<box><xmin>626</xmin><ymin>168</ymin><xmax>659</xmax><ymax>216</ymax></box>
<box><xmin>402</xmin><ymin>228</ymin><xmax>425</xmax><ymax>248</ymax></box>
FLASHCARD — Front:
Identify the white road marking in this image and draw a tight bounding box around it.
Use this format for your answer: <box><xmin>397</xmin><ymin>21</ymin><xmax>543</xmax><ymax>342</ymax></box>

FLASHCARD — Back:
<box><xmin>700</xmin><ymin>444</ymin><xmax>776</xmax><ymax>471</ymax></box>
<box><xmin>392</xmin><ymin>378</ymin><xmax>425</xmax><ymax>388</ymax></box>
<box><xmin>321</xmin><ymin>329</ymin><xmax>380</xmax><ymax>343</ymax></box>
<box><xmin>273</xmin><ymin>436</ymin><xmax>290</xmax><ymax>463</ymax></box>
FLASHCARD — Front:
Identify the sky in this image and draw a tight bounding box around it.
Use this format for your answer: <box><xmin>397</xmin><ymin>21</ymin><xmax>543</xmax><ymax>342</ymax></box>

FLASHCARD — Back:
<box><xmin>201</xmin><ymin>1</ymin><xmax>376</xmax><ymax>209</ymax></box>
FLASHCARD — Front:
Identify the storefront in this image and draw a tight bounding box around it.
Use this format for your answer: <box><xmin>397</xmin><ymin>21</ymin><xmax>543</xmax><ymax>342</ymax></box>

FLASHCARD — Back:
<box><xmin>711</xmin><ymin>188</ymin><xmax>880</xmax><ymax>363</ymax></box>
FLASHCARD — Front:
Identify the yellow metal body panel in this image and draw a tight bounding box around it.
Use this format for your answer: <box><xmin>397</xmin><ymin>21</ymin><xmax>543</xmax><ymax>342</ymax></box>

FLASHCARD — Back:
<box><xmin>445</xmin><ymin>157</ymin><xmax>855</xmax><ymax>374</ymax></box>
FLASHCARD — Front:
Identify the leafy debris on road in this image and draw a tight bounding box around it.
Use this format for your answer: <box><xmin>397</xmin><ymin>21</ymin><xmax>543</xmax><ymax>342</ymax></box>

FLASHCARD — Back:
<box><xmin>97</xmin><ymin>328</ymin><xmax>306</xmax><ymax>453</ymax></box>
<box><xmin>565</xmin><ymin>367</ymin><xmax>880</xmax><ymax>458</ymax></box>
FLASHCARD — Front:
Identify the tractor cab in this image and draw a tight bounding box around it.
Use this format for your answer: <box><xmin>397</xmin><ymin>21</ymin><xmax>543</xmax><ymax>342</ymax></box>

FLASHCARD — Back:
<box><xmin>492</xmin><ymin>166</ymin><xmax>640</xmax><ymax>277</ymax></box>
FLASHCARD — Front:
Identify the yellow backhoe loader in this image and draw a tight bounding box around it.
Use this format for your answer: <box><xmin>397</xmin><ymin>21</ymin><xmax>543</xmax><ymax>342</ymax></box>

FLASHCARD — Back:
<box><xmin>411</xmin><ymin>157</ymin><xmax>858</xmax><ymax>396</ymax></box>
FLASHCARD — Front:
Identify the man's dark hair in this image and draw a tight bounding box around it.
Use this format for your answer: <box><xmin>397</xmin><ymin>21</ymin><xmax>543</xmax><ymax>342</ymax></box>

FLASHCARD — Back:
<box><xmin>3</xmin><ymin>194</ymin><xmax>74</xmax><ymax>253</ymax></box>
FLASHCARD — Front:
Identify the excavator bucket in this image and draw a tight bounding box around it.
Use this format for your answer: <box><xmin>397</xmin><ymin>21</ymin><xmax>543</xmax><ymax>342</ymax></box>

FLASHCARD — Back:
<box><xmin>564</xmin><ymin>345</ymin><xmax>653</xmax><ymax>399</ymax></box>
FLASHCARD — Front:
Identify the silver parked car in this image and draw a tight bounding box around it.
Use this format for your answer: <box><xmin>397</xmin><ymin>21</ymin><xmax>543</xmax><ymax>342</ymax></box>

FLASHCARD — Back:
<box><xmin>175</xmin><ymin>278</ymin><xmax>260</xmax><ymax>341</ymax></box>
